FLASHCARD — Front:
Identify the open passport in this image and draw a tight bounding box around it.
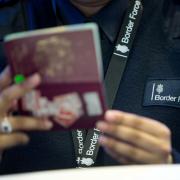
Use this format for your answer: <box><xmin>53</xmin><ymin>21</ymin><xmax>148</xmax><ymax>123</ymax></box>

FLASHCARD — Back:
<box><xmin>4</xmin><ymin>23</ymin><xmax>107</xmax><ymax>130</ymax></box>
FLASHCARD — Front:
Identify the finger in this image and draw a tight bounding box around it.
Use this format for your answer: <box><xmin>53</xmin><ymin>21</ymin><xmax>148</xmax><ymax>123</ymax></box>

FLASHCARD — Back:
<box><xmin>104</xmin><ymin>147</ymin><xmax>137</xmax><ymax>165</ymax></box>
<box><xmin>0</xmin><ymin>67</ymin><xmax>12</xmax><ymax>91</ymax></box>
<box><xmin>8</xmin><ymin>100</ymin><xmax>18</xmax><ymax>112</ymax></box>
<box><xmin>0</xmin><ymin>73</ymin><xmax>41</xmax><ymax>112</ymax></box>
<box><xmin>98</xmin><ymin>135</ymin><xmax>168</xmax><ymax>164</ymax></box>
<box><xmin>6</xmin><ymin>116</ymin><xmax>53</xmax><ymax>132</ymax></box>
<box><xmin>0</xmin><ymin>133</ymin><xmax>29</xmax><ymax>150</ymax></box>
<box><xmin>97</xmin><ymin>121</ymin><xmax>171</xmax><ymax>156</ymax></box>
<box><xmin>105</xmin><ymin>110</ymin><xmax>170</xmax><ymax>139</ymax></box>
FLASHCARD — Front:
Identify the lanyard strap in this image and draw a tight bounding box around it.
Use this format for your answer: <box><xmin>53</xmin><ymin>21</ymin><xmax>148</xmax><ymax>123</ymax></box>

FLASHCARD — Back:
<box><xmin>71</xmin><ymin>0</ymin><xmax>143</xmax><ymax>168</ymax></box>
<box><xmin>72</xmin><ymin>128</ymin><xmax>101</xmax><ymax>168</ymax></box>
<box><xmin>105</xmin><ymin>0</ymin><xmax>143</xmax><ymax>108</ymax></box>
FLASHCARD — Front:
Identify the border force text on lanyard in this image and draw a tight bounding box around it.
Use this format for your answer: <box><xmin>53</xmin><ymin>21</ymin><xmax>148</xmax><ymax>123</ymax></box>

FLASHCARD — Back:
<box><xmin>72</xmin><ymin>0</ymin><xmax>143</xmax><ymax>168</ymax></box>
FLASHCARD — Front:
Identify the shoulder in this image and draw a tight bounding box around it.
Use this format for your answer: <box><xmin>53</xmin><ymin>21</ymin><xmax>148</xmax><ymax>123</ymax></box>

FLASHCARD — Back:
<box><xmin>0</xmin><ymin>0</ymin><xmax>26</xmax><ymax>71</ymax></box>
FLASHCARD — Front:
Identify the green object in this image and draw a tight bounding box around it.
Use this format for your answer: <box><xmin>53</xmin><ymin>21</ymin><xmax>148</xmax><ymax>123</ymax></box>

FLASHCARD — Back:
<box><xmin>14</xmin><ymin>74</ymin><xmax>26</xmax><ymax>84</ymax></box>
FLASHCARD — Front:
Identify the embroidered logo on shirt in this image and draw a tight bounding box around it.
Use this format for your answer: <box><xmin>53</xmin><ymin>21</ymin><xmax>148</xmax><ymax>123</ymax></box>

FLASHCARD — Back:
<box><xmin>143</xmin><ymin>79</ymin><xmax>180</xmax><ymax>108</ymax></box>
<box><xmin>156</xmin><ymin>84</ymin><xmax>164</xmax><ymax>94</ymax></box>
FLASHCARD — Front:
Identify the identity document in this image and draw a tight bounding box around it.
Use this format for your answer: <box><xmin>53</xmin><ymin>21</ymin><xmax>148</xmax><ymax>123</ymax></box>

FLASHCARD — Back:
<box><xmin>4</xmin><ymin>23</ymin><xmax>106</xmax><ymax>130</ymax></box>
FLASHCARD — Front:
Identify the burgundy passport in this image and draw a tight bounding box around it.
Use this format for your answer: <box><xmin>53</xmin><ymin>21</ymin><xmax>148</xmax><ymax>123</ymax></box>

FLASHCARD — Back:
<box><xmin>4</xmin><ymin>23</ymin><xmax>107</xmax><ymax>130</ymax></box>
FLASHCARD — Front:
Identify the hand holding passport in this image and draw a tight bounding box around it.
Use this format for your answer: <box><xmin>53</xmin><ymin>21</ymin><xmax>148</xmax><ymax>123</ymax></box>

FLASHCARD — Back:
<box><xmin>4</xmin><ymin>23</ymin><xmax>107</xmax><ymax>130</ymax></box>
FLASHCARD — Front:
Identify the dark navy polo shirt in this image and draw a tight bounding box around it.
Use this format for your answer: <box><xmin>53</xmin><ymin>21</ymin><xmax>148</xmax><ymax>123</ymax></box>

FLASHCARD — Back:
<box><xmin>0</xmin><ymin>0</ymin><xmax>180</xmax><ymax>175</ymax></box>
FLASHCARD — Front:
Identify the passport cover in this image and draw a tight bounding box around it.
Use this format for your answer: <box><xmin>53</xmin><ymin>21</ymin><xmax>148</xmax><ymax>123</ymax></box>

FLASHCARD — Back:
<box><xmin>4</xmin><ymin>23</ymin><xmax>106</xmax><ymax>130</ymax></box>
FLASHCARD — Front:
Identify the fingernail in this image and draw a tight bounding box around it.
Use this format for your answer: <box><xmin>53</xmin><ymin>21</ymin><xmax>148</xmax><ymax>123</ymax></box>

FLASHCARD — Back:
<box><xmin>27</xmin><ymin>74</ymin><xmax>41</xmax><ymax>87</ymax></box>
<box><xmin>105</xmin><ymin>111</ymin><xmax>115</xmax><ymax>120</ymax></box>
<box><xmin>44</xmin><ymin>120</ymin><xmax>53</xmax><ymax>129</ymax></box>
<box><xmin>96</xmin><ymin>122</ymin><xmax>108</xmax><ymax>131</ymax></box>
<box><xmin>98</xmin><ymin>136</ymin><xmax>107</xmax><ymax>144</ymax></box>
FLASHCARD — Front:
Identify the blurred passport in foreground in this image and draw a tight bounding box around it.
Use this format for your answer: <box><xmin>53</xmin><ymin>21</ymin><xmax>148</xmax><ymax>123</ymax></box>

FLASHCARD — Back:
<box><xmin>4</xmin><ymin>23</ymin><xmax>106</xmax><ymax>130</ymax></box>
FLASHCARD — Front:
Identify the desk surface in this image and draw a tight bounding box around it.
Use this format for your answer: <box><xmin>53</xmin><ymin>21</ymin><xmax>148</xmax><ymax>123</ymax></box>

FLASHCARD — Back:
<box><xmin>1</xmin><ymin>165</ymin><xmax>180</xmax><ymax>180</ymax></box>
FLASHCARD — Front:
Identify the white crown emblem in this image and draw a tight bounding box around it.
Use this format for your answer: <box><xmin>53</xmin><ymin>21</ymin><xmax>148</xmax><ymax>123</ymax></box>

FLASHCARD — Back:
<box><xmin>78</xmin><ymin>158</ymin><xmax>94</xmax><ymax>166</ymax></box>
<box><xmin>116</xmin><ymin>44</ymin><xmax>130</xmax><ymax>53</ymax></box>
<box><xmin>156</xmin><ymin>84</ymin><xmax>164</xmax><ymax>94</ymax></box>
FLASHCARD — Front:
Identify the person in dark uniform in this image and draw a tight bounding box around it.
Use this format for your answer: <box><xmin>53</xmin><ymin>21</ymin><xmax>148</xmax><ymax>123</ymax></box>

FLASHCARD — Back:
<box><xmin>0</xmin><ymin>0</ymin><xmax>180</xmax><ymax>175</ymax></box>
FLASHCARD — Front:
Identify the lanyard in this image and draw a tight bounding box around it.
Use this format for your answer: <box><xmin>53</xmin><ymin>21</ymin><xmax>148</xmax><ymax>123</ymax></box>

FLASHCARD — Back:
<box><xmin>72</xmin><ymin>128</ymin><xmax>101</xmax><ymax>168</ymax></box>
<box><xmin>71</xmin><ymin>0</ymin><xmax>143</xmax><ymax>168</ymax></box>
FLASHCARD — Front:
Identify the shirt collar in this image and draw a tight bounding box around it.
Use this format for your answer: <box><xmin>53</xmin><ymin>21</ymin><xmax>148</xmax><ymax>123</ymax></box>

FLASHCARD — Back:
<box><xmin>55</xmin><ymin>0</ymin><xmax>85</xmax><ymax>24</ymax></box>
<box><xmin>55</xmin><ymin>0</ymin><xmax>128</xmax><ymax>42</ymax></box>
